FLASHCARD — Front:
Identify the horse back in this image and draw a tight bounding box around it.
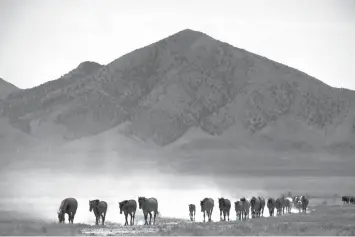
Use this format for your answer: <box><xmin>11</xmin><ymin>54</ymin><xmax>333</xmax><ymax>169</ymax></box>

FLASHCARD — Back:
<box><xmin>97</xmin><ymin>201</ymin><xmax>108</xmax><ymax>214</ymax></box>
<box><xmin>63</xmin><ymin>198</ymin><xmax>78</xmax><ymax>214</ymax></box>
<box><xmin>143</xmin><ymin>198</ymin><xmax>158</xmax><ymax>212</ymax></box>
<box><xmin>124</xmin><ymin>200</ymin><xmax>137</xmax><ymax>213</ymax></box>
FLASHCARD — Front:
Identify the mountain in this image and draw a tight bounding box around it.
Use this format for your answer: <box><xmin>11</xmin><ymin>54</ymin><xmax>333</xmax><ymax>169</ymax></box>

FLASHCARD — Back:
<box><xmin>0</xmin><ymin>61</ymin><xmax>104</xmax><ymax>142</ymax></box>
<box><xmin>1</xmin><ymin>29</ymin><xmax>355</xmax><ymax>154</ymax></box>
<box><xmin>0</xmin><ymin>78</ymin><xmax>19</xmax><ymax>99</ymax></box>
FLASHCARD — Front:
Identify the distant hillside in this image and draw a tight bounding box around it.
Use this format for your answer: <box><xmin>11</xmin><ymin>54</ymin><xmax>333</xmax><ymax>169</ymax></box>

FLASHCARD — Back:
<box><xmin>1</xmin><ymin>29</ymin><xmax>355</xmax><ymax>154</ymax></box>
<box><xmin>0</xmin><ymin>61</ymin><xmax>104</xmax><ymax>142</ymax></box>
<box><xmin>0</xmin><ymin>78</ymin><xmax>19</xmax><ymax>99</ymax></box>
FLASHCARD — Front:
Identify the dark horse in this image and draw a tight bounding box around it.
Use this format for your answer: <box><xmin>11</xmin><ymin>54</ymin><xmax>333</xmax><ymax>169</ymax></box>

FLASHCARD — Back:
<box><xmin>119</xmin><ymin>199</ymin><xmax>137</xmax><ymax>226</ymax></box>
<box><xmin>57</xmin><ymin>197</ymin><xmax>78</xmax><ymax>224</ymax></box>
<box><xmin>89</xmin><ymin>199</ymin><xmax>108</xmax><ymax>225</ymax></box>
<box><xmin>138</xmin><ymin>197</ymin><xmax>159</xmax><ymax>225</ymax></box>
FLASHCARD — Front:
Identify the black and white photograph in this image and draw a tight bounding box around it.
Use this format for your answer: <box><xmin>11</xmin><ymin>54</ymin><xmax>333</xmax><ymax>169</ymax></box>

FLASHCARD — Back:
<box><xmin>0</xmin><ymin>0</ymin><xmax>355</xmax><ymax>235</ymax></box>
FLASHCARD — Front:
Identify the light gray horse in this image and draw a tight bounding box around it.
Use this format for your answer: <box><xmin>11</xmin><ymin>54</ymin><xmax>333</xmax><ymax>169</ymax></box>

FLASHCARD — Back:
<box><xmin>57</xmin><ymin>197</ymin><xmax>78</xmax><ymax>224</ymax></box>
<box><xmin>240</xmin><ymin>197</ymin><xmax>250</xmax><ymax>220</ymax></box>
<box><xmin>200</xmin><ymin>198</ymin><xmax>214</xmax><ymax>222</ymax></box>
<box><xmin>89</xmin><ymin>199</ymin><xmax>108</xmax><ymax>225</ymax></box>
<box><xmin>250</xmin><ymin>197</ymin><xmax>261</xmax><ymax>218</ymax></box>
<box><xmin>188</xmin><ymin>204</ymin><xmax>196</xmax><ymax>221</ymax></box>
<box><xmin>293</xmin><ymin>196</ymin><xmax>302</xmax><ymax>213</ymax></box>
<box><xmin>285</xmin><ymin>197</ymin><xmax>293</xmax><ymax>214</ymax></box>
<box><xmin>267</xmin><ymin>198</ymin><xmax>276</xmax><ymax>217</ymax></box>
<box><xmin>258</xmin><ymin>197</ymin><xmax>265</xmax><ymax>217</ymax></box>
<box><xmin>119</xmin><ymin>199</ymin><xmax>137</xmax><ymax>226</ymax></box>
<box><xmin>234</xmin><ymin>201</ymin><xmax>243</xmax><ymax>221</ymax></box>
<box><xmin>138</xmin><ymin>197</ymin><xmax>159</xmax><ymax>225</ymax></box>
<box><xmin>218</xmin><ymin>198</ymin><xmax>231</xmax><ymax>221</ymax></box>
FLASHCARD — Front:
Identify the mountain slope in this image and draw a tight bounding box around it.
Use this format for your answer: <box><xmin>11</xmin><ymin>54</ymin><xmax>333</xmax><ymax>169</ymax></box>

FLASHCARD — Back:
<box><xmin>0</xmin><ymin>78</ymin><xmax>19</xmax><ymax>98</ymax></box>
<box><xmin>0</xmin><ymin>61</ymin><xmax>104</xmax><ymax>141</ymax></box>
<box><xmin>1</xmin><ymin>29</ymin><xmax>355</xmax><ymax>153</ymax></box>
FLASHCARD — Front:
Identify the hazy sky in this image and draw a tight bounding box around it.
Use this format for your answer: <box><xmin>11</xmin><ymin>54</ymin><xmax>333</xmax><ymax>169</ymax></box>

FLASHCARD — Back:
<box><xmin>0</xmin><ymin>0</ymin><xmax>354</xmax><ymax>90</ymax></box>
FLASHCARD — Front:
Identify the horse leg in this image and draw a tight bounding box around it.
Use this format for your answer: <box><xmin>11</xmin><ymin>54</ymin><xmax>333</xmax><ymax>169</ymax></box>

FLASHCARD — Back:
<box><xmin>132</xmin><ymin>211</ymin><xmax>136</xmax><ymax>226</ymax></box>
<box><xmin>124</xmin><ymin>213</ymin><xmax>128</xmax><ymax>226</ymax></box>
<box><xmin>102</xmin><ymin>212</ymin><xmax>106</xmax><ymax>226</ymax></box>
<box><xmin>148</xmin><ymin>212</ymin><xmax>152</xmax><ymax>225</ymax></box>
<box><xmin>203</xmin><ymin>211</ymin><xmax>206</xmax><ymax>222</ymax></box>
<box><xmin>144</xmin><ymin>212</ymin><xmax>148</xmax><ymax>225</ymax></box>
<box><xmin>153</xmin><ymin>211</ymin><xmax>157</xmax><ymax>225</ymax></box>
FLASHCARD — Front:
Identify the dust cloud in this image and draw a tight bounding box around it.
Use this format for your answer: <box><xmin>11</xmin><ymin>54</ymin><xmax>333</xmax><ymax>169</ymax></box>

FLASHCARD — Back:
<box><xmin>0</xmin><ymin>166</ymin><xmax>268</xmax><ymax>224</ymax></box>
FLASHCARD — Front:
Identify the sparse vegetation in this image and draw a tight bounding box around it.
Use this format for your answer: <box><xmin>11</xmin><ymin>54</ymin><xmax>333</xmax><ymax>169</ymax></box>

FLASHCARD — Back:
<box><xmin>2</xmin><ymin>205</ymin><xmax>354</xmax><ymax>236</ymax></box>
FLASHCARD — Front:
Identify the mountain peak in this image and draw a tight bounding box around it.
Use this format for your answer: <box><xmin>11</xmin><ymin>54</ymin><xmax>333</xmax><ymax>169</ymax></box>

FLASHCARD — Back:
<box><xmin>166</xmin><ymin>28</ymin><xmax>210</xmax><ymax>41</ymax></box>
<box><xmin>76</xmin><ymin>61</ymin><xmax>103</xmax><ymax>72</ymax></box>
<box><xmin>176</xmin><ymin>28</ymin><xmax>205</xmax><ymax>35</ymax></box>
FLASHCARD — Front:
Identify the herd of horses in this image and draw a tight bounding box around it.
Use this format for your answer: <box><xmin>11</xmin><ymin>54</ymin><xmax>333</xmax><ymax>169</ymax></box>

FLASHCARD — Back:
<box><xmin>188</xmin><ymin>195</ymin><xmax>309</xmax><ymax>222</ymax></box>
<box><xmin>57</xmin><ymin>197</ymin><xmax>158</xmax><ymax>226</ymax></box>
<box><xmin>341</xmin><ymin>196</ymin><xmax>355</xmax><ymax>204</ymax></box>
<box><xmin>56</xmin><ymin>195</ymin><xmax>311</xmax><ymax>226</ymax></box>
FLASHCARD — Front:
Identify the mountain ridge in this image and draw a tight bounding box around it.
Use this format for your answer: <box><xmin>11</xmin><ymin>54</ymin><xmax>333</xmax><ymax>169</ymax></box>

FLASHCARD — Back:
<box><xmin>0</xmin><ymin>78</ymin><xmax>20</xmax><ymax>99</ymax></box>
<box><xmin>0</xmin><ymin>29</ymin><xmax>354</xmax><ymax>154</ymax></box>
